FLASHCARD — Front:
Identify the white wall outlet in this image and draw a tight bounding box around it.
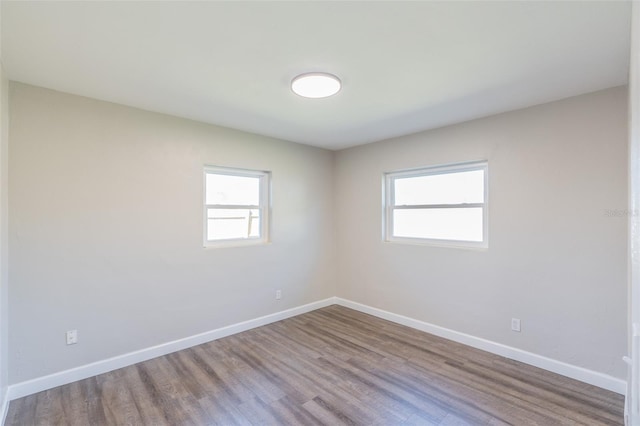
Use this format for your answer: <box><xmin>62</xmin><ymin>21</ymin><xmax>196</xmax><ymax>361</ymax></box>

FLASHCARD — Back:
<box><xmin>511</xmin><ymin>318</ymin><xmax>521</xmax><ymax>332</ymax></box>
<box><xmin>66</xmin><ymin>329</ymin><xmax>78</xmax><ymax>345</ymax></box>
<box><xmin>275</xmin><ymin>289</ymin><xmax>282</xmax><ymax>300</ymax></box>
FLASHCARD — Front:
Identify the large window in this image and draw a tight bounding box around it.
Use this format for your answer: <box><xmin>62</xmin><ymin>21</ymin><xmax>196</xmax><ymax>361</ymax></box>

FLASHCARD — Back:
<box><xmin>204</xmin><ymin>166</ymin><xmax>270</xmax><ymax>247</ymax></box>
<box><xmin>384</xmin><ymin>161</ymin><xmax>488</xmax><ymax>248</ymax></box>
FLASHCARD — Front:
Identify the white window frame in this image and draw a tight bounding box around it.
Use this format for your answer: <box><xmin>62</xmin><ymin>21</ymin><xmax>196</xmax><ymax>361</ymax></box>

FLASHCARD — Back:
<box><xmin>203</xmin><ymin>165</ymin><xmax>270</xmax><ymax>248</ymax></box>
<box><xmin>384</xmin><ymin>160</ymin><xmax>488</xmax><ymax>249</ymax></box>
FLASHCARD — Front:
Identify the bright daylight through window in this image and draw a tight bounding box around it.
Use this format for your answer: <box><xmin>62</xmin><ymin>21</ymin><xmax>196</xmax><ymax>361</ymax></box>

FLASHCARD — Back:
<box><xmin>385</xmin><ymin>161</ymin><xmax>488</xmax><ymax>248</ymax></box>
<box><xmin>204</xmin><ymin>166</ymin><xmax>270</xmax><ymax>247</ymax></box>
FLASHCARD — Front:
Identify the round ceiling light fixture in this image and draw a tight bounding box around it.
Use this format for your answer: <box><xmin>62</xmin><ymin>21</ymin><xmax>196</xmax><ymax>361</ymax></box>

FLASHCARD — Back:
<box><xmin>291</xmin><ymin>72</ymin><xmax>341</xmax><ymax>99</ymax></box>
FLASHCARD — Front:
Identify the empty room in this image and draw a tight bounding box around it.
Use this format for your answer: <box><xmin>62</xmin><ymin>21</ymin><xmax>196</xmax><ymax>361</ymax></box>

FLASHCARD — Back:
<box><xmin>0</xmin><ymin>1</ymin><xmax>639</xmax><ymax>425</ymax></box>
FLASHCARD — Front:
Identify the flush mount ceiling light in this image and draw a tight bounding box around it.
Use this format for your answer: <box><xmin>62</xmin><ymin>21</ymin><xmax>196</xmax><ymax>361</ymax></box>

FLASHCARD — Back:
<box><xmin>291</xmin><ymin>72</ymin><xmax>341</xmax><ymax>98</ymax></box>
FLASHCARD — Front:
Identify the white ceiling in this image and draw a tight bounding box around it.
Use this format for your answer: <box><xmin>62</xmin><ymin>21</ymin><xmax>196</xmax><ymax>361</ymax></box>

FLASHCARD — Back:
<box><xmin>2</xmin><ymin>1</ymin><xmax>631</xmax><ymax>150</ymax></box>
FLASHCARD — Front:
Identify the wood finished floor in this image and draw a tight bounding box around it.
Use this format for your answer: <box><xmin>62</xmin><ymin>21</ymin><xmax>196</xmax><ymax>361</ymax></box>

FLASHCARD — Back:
<box><xmin>7</xmin><ymin>305</ymin><xmax>624</xmax><ymax>425</ymax></box>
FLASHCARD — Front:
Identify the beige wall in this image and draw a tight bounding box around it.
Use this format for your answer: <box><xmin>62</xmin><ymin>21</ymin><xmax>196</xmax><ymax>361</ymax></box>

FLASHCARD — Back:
<box><xmin>334</xmin><ymin>87</ymin><xmax>628</xmax><ymax>379</ymax></box>
<box><xmin>7</xmin><ymin>82</ymin><xmax>628</xmax><ymax>387</ymax></box>
<box><xmin>8</xmin><ymin>83</ymin><xmax>336</xmax><ymax>383</ymax></box>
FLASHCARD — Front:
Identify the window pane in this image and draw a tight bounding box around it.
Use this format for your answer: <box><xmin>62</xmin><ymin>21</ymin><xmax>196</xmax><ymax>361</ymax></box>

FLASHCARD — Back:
<box><xmin>205</xmin><ymin>174</ymin><xmax>260</xmax><ymax>205</ymax></box>
<box><xmin>207</xmin><ymin>208</ymin><xmax>260</xmax><ymax>241</ymax></box>
<box><xmin>393</xmin><ymin>208</ymin><xmax>483</xmax><ymax>242</ymax></box>
<box><xmin>394</xmin><ymin>169</ymin><xmax>484</xmax><ymax>206</ymax></box>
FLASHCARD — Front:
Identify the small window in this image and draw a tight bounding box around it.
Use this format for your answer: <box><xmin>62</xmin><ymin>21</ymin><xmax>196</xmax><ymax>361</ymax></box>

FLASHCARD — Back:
<box><xmin>204</xmin><ymin>166</ymin><xmax>270</xmax><ymax>247</ymax></box>
<box><xmin>384</xmin><ymin>161</ymin><xmax>488</xmax><ymax>248</ymax></box>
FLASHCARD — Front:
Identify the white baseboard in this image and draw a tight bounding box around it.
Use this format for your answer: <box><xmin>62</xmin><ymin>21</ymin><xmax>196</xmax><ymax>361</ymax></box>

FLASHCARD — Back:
<box><xmin>334</xmin><ymin>297</ymin><xmax>626</xmax><ymax>395</ymax></box>
<box><xmin>7</xmin><ymin>296</ymin><xmax>626</xmax><ymax>403</ymax></box>
<box><xmin>7</xmin><ymin>297</ymin><xmax>337</xmax><ymax>401</ymax></box>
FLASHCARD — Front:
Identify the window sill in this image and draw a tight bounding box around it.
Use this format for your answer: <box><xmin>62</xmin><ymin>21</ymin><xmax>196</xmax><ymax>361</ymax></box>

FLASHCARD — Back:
<box><xmin>384</xmin><ymin>237</ymin><xmax>488</xmax><ymax>251</ymax></box>
<box><xmin>203</xmin><ymin>239</ymin><xmax>270</xmax><ymax>249</ymax></box>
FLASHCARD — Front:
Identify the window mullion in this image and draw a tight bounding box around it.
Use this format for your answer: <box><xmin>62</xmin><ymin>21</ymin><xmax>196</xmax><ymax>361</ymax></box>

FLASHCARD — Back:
<box><xmin>393</xmin><ymin>203</ymin><xmax>484</xmax><ymax>210</ymax></box>
<box><xmin>206</xmin><ymin>204</ymin><xmax>260</xmax><ymax>209</ymax></box>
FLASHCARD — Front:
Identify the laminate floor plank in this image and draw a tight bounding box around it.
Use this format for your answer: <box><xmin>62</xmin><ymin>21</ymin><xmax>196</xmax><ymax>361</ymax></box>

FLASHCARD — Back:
<box><xmin>7</xmin><ymin>305</ymin><xmax>624</xmax><ymax>425</ymax></box>
<box><xmin>243</xmin><ymin>330</ymin><xmax>406</xmax><ymax>425</ymax></box>
<box><xmin>391</xmin><ymin>351</ymin><xmax>576</xmax><ymax>423</ymax></box>
<box><xmin>329</xmin><ymin>355</ymin><xmax>449</xmax><ymax>423</ymax></box>
<box><xmin>442</xmin><ymin>357</ymin><xmax>618</xmax><ymax>424</ymax></box>
<box><xmin>268</xmin><ymin>395</ymin><xmax>324</xmax><ymax>426</ymax></box>
<box><xmin>32</xmin><ymin>390</ymin><xmax>59</xmax><ymax>426</ymax></box>
<box><xmin>99</xmin><ymin>374</ymin><xmax>146</xmax><ymax>426</ymax></box>
<box><xmin>250</xmin><ymin>331</ymin><xmax>408</xmax><ymax>425</ymax></box>
<box><xmin>59</xmin><ymin>381</ymin><xmax>91</xmax><ymax>426</ymax></box>
<box><xmin>340</xmin><ymin>356</ymin><xmax>503</xmax><ymax>426</ymax></box>
<box><xmin>123</xmin><ymin>367</ymin><xmax>168</xmax><ymax>425</ymax></box>
<box><xmin>301</xmin><ymin>396</ymin><xmax>358</xmax><ymax>426</ymax></box>
<box><xmin>190</xmin><ymin>345</ymin><xmax>248</xmax><ymax>405</ymax></box>
<box><xmin>236</xmin><ymin>395</ymin><xmax>285</xmax><ymax>425</ymax></box>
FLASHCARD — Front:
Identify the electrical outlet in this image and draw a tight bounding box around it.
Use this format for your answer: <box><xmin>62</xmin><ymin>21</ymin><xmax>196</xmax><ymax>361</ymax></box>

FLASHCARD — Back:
<box><xmin>66</xmin><ymin>330</ymin><xmax>78</xmax><ymax>345</ymax></box>
<box><xmin>275</xmin><ymin>289</ymin><xmax>282</xmax><ymax>300</ymax></box>
<box><xmin>511</xmin><ymin>318</ymin><xmax>521</xmax><ymax>332</ymax></box>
